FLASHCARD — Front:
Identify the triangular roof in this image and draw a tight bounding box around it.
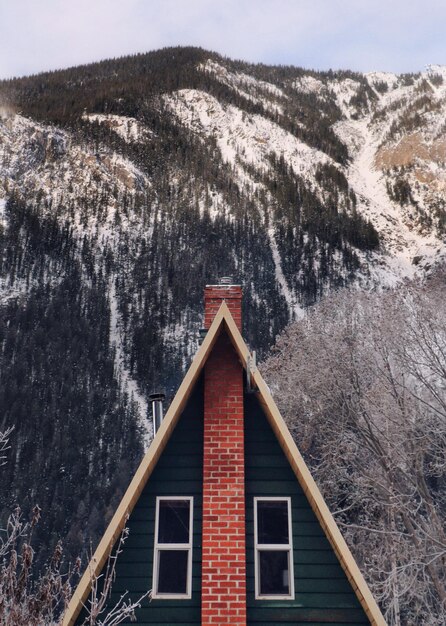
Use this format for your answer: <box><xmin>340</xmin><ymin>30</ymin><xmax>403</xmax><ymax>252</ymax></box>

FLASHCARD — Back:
<box><xmin>63</xmin><ymin>302</ymin><xmax>386</xmax><ymax>626</ymax></box>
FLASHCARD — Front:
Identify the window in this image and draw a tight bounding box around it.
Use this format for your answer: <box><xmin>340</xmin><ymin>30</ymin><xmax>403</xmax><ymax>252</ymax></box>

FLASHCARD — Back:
<box><xmin>152</xmin><ymin>497</ymin><xmax>193</xmax><ymax>599</ymax></box>
<box><xmin>254</xmin><ymin>497</ymin><xmax>294</xmax><ymax>600</ymax></box>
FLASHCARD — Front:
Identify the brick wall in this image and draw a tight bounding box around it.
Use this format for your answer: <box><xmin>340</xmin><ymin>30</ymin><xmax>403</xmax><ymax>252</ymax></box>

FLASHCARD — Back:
<box><xmin>204</xmin><ymin>285</ymin><xmax>242</xmax><ymax>331</ymax></box>
<box><xmin>202</xmin><ymin>286</ymin><xmax>246</xmax><ymax>625</ymax></box>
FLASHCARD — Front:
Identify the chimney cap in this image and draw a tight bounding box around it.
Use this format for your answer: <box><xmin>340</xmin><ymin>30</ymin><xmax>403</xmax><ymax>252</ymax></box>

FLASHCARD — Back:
<box><xmin>204</xmin><ymin>283</ymin><xmax>242</xmax><ymax>330</ymax></box>
<box><xmin>219</xmin><ymin>276</ymin><xmax>233</xmax><ymax>285</ymax></box>
<box><xmin>149</xmin><ymin>391</ymin><xmax>165</xmax><ymax>402</ymax></box>
<box><xmin>205</xmin><ymin>277</ymin><xmax>241</xmax><ymax>288</ymax></box>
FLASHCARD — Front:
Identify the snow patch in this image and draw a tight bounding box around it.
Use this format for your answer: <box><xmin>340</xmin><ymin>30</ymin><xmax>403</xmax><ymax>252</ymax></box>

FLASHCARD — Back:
<box><xmin>329</xmin><ymin>78</ymin><xmax>362</xmax><ymax>118</ymax></box>
<box><xmin>366</xmin><ymin>71</ymin><xmax>398</xmax><ymax>91</ymax></box>
<box><xmin>425</xmin><ymin>64</ymin><xmax>446</xmax><ymax>80</ymax></box>
<box><xmin>267</xmin><ymin>224</ymin><xmax>305</xmax><ymax>320</ymax></box>
<box><xmin>0</xmin><ymin>278</ymin><xmax>30</xmax><ymax>304</ymax></box>
<box><xmin>334</xmin><ymin>116</ymin><xmax>444</xmax><ymax>281</ymax></box>
<box><xmin>0</xmin><ymin>198</ymin><xmax>6</xmax><ymax>229</ymax></box>
<box><xmin>164</xmin><ymin>89</ymin><xmax>331</xmax><ymax>184</ymax></box>
<box><xmin>82</xmin><ymin>113</ymin><xmax>152</xmax><ymax>143</ymax></box>
<box><xmin>199</xmin><ymin>60</ymin><xmax>285</xmax><ymax>114</ymax></box>
<box><xmin>164</xmin><ymin>88</ymin><xmax>344</xmax><ymax>318</ymax></box>
<box><xmin>0</xmin><ymin>113</ymin><xmax>149</xmax><ymax>237</ymax></box>
<box><xmin>109</xmin><ymin>279</ymin><xmax>151</xmax><ymax>449</ymax></box>
<box><xmin>198</xmin><ymin>188</ymin><xmax>228</xmax><ymax>221</ymax></box>
<box><xmin>291</xmin><ymin>76</ymin><xmax>325</xmax><ymax>95</ymax></box>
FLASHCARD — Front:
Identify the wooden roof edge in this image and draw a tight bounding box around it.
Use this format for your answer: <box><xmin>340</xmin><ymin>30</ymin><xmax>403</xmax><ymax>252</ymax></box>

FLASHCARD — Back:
<box><xmin>62</xmin><ymin>304</ymin><xmax>229</xmax><ymax>626</ymax></box>
<box><xmin>251</xmin><ymin>372</ymin><xmax>387</xmax><ymax>626</ymax></box>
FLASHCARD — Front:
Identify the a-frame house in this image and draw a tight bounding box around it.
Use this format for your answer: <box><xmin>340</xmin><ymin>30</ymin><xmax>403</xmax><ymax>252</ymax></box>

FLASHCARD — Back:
<box><xmin>64</xmin><ymin>284</ymin><xmax>387</xmax><ymax>626</ymax></box>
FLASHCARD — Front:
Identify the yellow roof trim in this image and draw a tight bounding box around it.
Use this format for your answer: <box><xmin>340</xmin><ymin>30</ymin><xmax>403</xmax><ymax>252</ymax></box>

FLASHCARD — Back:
<box><xmin>63</xmin><ymin>301</ymin><xmax>386</xmax><ymax>626</ymax></box>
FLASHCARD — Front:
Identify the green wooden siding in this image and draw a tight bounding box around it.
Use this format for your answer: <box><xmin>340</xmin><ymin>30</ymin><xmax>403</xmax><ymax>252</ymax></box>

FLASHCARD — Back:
<box><xmin>76</xmin><ymin>371</ymin><xmax>372</xmax><ymax>625</ymax></box>
<box><xmin>244</xmin><ymin>393</ymin><xmax>370</xmax><ymax>625</ymax></box>
<box><xmin>76</xmin><ymin>377</ymin><xmax>204</xmax><ymax>626</ymax></box>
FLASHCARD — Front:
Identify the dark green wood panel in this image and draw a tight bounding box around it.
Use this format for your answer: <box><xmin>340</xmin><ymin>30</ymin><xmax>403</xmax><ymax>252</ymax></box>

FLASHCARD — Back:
<box><xmin>244</xmin><ymin>393</ymin><xmax>370</xmax><ymax>625</ymax></box>
<box><xmin>246</xmin><ymin>456</ymin><xmax>294</xmax><ymax>468</ymax></box>
<box><xmin>246</xmin><ymin>607</ymin><xmax>369</xmax><ymax>623</ymax></box>
<box><xmin>76</xmin><ymin>376</ymin><xmax>204</xmax><ymax>626</ymax></box>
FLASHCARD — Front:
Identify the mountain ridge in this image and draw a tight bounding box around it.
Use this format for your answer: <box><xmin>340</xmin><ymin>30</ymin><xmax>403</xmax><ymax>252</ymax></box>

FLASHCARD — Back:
<box><xmin>0</xmin><ymin>46</ymin><xmax>445</xmax><ymax>570</ymax></box>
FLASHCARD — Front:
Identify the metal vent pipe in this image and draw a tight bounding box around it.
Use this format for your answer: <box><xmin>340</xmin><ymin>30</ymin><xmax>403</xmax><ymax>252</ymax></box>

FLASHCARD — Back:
<box><xmin>149</xmin><ymin>392</ymin><xmax>165</xmax><ymax>435</ymax></box>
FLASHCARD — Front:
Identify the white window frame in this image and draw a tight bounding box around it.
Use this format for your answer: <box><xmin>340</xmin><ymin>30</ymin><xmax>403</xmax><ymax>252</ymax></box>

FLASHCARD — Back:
<box><xmin>254</xmin><ymin>496</ymin><xmax>294</xmax><ymax>600</ymax></box>
<box><xmin>152</xmin><ymin>496</ymin><xmax>193</xmax><ymax>599</ymax></box>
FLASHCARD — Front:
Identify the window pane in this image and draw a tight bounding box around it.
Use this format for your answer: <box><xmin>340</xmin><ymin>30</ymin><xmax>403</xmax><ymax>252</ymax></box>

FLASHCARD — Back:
<box><xmin>157</xmin><ymin>550</ymin><xmax>189</xmax><ymax>594</ymax></box>
<box><xmin>259</xmin><ymin>550</ymin><xmax>290</xmax><ymax>596</ymax></box>
<box><xmin>158</xmin><ymin>500</ymin><xmax>190</xmax><ymax>544</ymax></box>
<box><xmin>257</xmin><ymin>500</ymin><xmax>289</xmax><ymax>544</ymax></box>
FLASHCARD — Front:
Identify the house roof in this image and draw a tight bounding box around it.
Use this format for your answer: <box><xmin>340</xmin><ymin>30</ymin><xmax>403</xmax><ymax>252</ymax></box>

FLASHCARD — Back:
<box><xmin>63</xmin><ymin>302</ymin><xmax>387</xmax><ymax>626</ymax></box>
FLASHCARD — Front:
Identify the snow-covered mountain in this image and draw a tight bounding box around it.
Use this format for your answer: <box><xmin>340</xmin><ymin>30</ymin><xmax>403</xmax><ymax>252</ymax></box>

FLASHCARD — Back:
<box><xmin>1</xmin><ymin>47</ymin><xmax>445</xmax><ymax>563</ymax></box>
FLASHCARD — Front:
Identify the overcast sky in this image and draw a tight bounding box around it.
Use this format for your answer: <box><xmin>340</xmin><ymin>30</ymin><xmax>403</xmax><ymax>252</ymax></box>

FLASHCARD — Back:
<box><xmin>1</xmin><ymin>0</ymin><xmax>445</xmax><ymax>79</ymax></box>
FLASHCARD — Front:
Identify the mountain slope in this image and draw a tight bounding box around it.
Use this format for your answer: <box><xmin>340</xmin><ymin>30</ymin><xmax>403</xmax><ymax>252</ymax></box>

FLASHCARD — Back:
<box><xmin>0</xmin><ymin>47</ymin><xmax>445</xmax><ymax>565</ymax></box>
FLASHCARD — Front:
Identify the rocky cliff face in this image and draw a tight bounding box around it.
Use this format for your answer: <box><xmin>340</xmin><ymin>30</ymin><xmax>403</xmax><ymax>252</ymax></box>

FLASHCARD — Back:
<box><xmin>0</xmin><ymin>47</ymin><xmax>445</xmax><ymax>562</ymax></box>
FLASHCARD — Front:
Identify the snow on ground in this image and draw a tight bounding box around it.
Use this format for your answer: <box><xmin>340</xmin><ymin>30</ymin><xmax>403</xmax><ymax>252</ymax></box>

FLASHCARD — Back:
<box><xmin>0</xmin><ymin>198</ymin><xmax>6</xmax><ymax>228</ymax></box>
<box><xmin>0</xmin><ymin>114</ymin><xmax>154</xmax><ymax>446</ymax></box>
<box><xmin>104</xmin><ymin>151</ymin><xmax>149</xmax><ymax>191</ymax></box>
<box><xmin>334</xmin><ymin>116</ymin><xmax>445</xmax><ymax>283</ymax></box>
<box><xmin>368</xmin><ymin>68</ymin><xmax>446</xmax><ymax>116</ymax></box>
<box><xmin>291</xmin><ymin>75</ymin><xmax>325</xmax><ymax>95</ymax></box>
<box><xmin>164</xmin><ymin>89</ymin><xmax>331</xmax><ymax>182</ymax></box>
<box><xmin>426</xmin><ymin>64</ymin><xmax>446</xmax><ymax>81</ymax></box>
<box><xmin>267</xmin><ymin>223</ymin><xmax>305</xmax><ymax>320</ymax></box>
<box><xmin>82</xmin><ymin>114</ymin><xmax>152</xmax><ymax>143</ymax></box>
<box><xmin>0</xmin><ymin>198</ymin><xmax>29</xmax><ymax>302</ymax></box>
<box><xmin>199</xmin><ymin>60</ymin><xmax>285</xmax><ymax>114</ymax></box>
<box><xmin>424</xmin><ymin>65</ymin><xmax>446</xmax><ymax>100</ymax></box>
<box><xmin>200</xmin><ymin>60</ymin><xmax>285</xmax><ymax>98</ymax></box>
<box><xmin>329</xmin><ymin>78</ymin><xmax>362</xmax><ymax>118</ymax></box>
<box><xmin>377</xmin><ymin>72</ymin><xmax>446</xmax><ymax>147</ymax></box>
<box><xmin>363</xmin><ymin>70</ymin><xmax>446</xmax><ymax>238</ymax></box>
<box><xmin>330</xmin><ymin>65</ymin><xmax>446</xmax><ymax>285</ymax></box>
<box><xmin>366</xmin><ymin>71</ymin><xmax>398</xmax><ymax>91</ymax></box>
<box><xmin>109</xmin><ymin>278</ymin><xmax>151</xmax><ymax>449</ymax></box>
<box><xmin>197</xmin><ymin>188</ymin><xmax>229</xmax><ymax>221</ymax></box>
<box><xmin>0</xmin><ymin>113</ymin><xmax>149</xmax><ymax>236</ymax></box>
<box><xmin>164</xmin><ymin>88</ymin><xmax>317</xmax><ymax>319</ymax></box>
<box><xmin>0</xmin><ymin>277</ymin><xmax>30</xmax><ymax>304</ymax></box>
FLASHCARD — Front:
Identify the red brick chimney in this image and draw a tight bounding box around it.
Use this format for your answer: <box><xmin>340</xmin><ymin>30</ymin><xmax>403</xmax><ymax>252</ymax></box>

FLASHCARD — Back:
<box><xmin>204</xmin><ymin>284</ymin><xmax>242</xmax><ymax>331</ymax></box>
<box><xmin>202</xmin><ymin>283</ymin><xmax>246</xmax><ymax>626</ymax></box>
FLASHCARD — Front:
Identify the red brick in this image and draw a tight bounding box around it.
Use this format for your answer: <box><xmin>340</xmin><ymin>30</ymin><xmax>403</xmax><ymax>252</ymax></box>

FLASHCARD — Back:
<box><xmin>204</xmin><ymin>285</ymin><xmax>242</xmax><ymax>331</ymax></box>
<box><xmin>202</xmin><ymin>285</ymin><xmax>246</xmax><ymax>625</ymax></box>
